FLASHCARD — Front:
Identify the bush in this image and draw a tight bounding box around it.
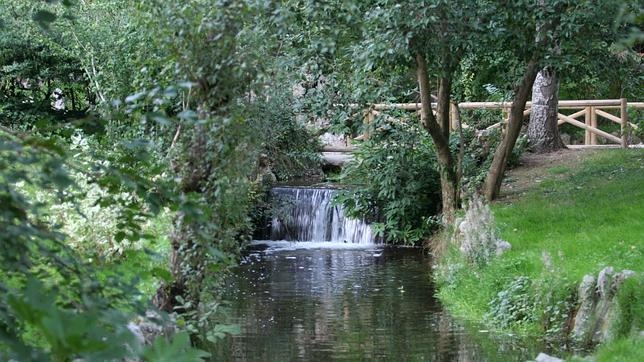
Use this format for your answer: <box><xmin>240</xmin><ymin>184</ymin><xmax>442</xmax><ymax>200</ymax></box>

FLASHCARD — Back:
<box><xmin>336</xmin><ymin>111</ymin><xmax>441</xmax><ymax>244</ymax></box>
<box><xmin>0</xmin><ymin>127</ymin><xmax>203</xmax><ymax>360</ymax></box>
<box><xmin>455</xmin><ymin>195</ymin><xmax>506</xmax><ymax>267</ymax></box>
<box><xmin>248</xmin><ymin>87</ymin><xmax>322</xmax><ymax>182</ymax></box>
<box><xmin>485</xmin><ymin>276</ymin><xmax>538</xmax><ymax>329</ymax></box>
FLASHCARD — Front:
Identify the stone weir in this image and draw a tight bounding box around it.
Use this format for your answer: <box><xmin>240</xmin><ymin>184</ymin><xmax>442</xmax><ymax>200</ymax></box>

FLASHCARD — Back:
<box><xmin>265</xmin><ymin>186</ymin><xmax>377</xmax><ymax>244</ymax></box>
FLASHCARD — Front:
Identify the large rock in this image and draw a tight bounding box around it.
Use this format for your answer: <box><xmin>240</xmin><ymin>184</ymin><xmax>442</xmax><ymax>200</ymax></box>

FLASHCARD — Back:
<box><xmin>571</xmin><ymin>267</ymin><xmax>637</xmax><ymax>346</ymax></box>
<box><xmin>535</xmin><ymin>352</ymin><xmax>563</xmax><ymax>362</ymax></box>
<box><xmin>319</xmin><ymin>132</ymin><xmax>354</xmax><ymax>151</ymax></box>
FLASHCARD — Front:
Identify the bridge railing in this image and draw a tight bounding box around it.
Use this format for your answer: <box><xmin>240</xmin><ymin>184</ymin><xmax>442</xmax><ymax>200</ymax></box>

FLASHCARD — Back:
<box><xmin>362</xmin><ymin>99</ymin><xmax>642</xmax><ymax>148</ymax></box>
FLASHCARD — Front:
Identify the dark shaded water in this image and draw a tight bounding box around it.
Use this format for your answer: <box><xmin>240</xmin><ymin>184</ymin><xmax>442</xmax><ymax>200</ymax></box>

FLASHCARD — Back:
<box><xmin>213</xmin><ymin>243</ymin><xmax>535</xmax><ymax>361</ymax></box>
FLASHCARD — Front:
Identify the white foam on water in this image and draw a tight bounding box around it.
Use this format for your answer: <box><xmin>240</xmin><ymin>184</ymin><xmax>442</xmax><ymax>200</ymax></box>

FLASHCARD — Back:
<box><xmin>250</xmin><ymin>240</ymin><xmax>382</xmax><ymax>252</ymax></box>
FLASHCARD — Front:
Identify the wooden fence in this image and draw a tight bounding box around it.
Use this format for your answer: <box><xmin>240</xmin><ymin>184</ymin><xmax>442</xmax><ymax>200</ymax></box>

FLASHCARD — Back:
<box><xmin>362</xmin><ymin>99</ymin><xmax>643</xmax><ymax>148</ymax></box>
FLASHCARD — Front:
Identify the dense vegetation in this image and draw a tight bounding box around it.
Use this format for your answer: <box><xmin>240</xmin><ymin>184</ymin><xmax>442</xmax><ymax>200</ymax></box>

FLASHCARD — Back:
<box><xmin>0</xmin><ymin>0</ymin><xmax>641</xmax><ymax>360</ymax></box>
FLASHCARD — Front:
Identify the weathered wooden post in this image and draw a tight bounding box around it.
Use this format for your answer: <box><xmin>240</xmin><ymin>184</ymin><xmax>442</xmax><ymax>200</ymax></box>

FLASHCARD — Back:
<box><xmin>449</xmin><ymin>102</ymin><xmax>459</xmax><ymax>132</ymax></box>
<box><xmin>620</xmin><ymin>98</ymin><xmax>628</xmax><ymax>148</ymax></box>
<box><xmin>363</xmin><ymin>106</ymin><xmax>376</xmax><ymax>140</ymax></box>
<box><xmin>584</xmin><ymin>106</ymin><xmax>591</xmax><ymax>145</ymax></box>
<box><xmin>590</xmin><ymin>106</ymin><xmax>598</xmax><ymax>145</ymax></box>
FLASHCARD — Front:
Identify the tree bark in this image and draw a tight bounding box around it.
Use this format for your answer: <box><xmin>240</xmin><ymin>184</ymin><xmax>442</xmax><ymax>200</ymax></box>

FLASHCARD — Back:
<box><xmin>154</xmin><ymin>128</ymin><xmax>208</xmax><ymax>314</ymax></box>
<box><xmin>527</xmin><ymin>68</ymin><xmax>566</xmax><ymax>153</ymax></box>
<box><xmin>416</xmin><ymin>54</ymin><xmax>458</xmax><ymax>224</ymax></box>
<box><xmin>484</xmin><ymin>58</ymin><xmax>540</xmax><ymax>201</ymax></box>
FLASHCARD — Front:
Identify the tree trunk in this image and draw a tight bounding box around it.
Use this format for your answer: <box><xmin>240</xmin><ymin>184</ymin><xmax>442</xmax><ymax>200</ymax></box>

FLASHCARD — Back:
<box><xmin>484</xmin><ymin>58</ymin><xmax>540</xmax><ymax>201</ymax></box>
<box><xmin>153</xmin><ymin>128</ymin><xmax>208</xmax><ymax>314</ymax></box>
<box><xmin>527</xmin><ymin>68</ymin><xmax>566</xmax><ymax>153</ymax></box>
<box><xmin>416</xmin><ymin>54</ymin><xmax>458</xmax><ymax>224</ymax></box>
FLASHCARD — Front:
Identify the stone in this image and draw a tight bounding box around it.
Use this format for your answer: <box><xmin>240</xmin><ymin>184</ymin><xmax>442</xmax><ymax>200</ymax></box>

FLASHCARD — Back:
<box><xmin>495</xmin><ymin>239</ymin><xmax>511</xmax><ymax>256</ymax></box>
<box><xmin>597</xmin><ymin>267</ymin><xmax>615</xmax><ymax>298</ymax></box>
<box><xmin>535</xmin><ymin>352</ymin><xmax>564</xmax><ymax>362</ymax></box>
<box><xmin>560</xmin><ymin>133</ymin><xmax>571</xmax><ymax>145</ymax></box>
<box><xmin>571</xmin><ymin>274</ymin><xmax>597</xmax><ymax>343</ymax></box>
<box><xmin>571</xmin><ymin>268</ymin><xmax>639</xmax><ymax>347</ymax></box>
<box><xmin>612</xmin><ymin>269</ymin><xmax>635</xmax><ymax>291</ymax></box>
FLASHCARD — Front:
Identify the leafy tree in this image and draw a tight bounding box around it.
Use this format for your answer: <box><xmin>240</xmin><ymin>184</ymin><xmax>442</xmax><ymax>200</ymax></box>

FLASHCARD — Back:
<box><xmin>482</xmin><ymin>0</ymin><xmax>629</xmax><ymax>199</ymax></box>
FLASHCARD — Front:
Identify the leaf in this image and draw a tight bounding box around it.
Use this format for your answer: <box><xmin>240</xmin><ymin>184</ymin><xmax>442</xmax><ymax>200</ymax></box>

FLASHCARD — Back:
<box><xmin>115</xmin><ymin>231</ymin><xmax>127</xmax><ymax>242</ymax></box>
<box><xmin>177</xmin><ymin>110</ymin><xmax>197</xmax><ymax>121</ymax></box>
<box><xmin>142</xmin><ymin>332</ymin><xmax>210</xmax><ymax>361</ymax></box>
<box><xmin>147</xmin><ymin>112</ymin><xmax>171</xmax><ymax>126</ymax></box>
<box><xmin>33</xmin><ymin>10</ymin><xmax>57</xmax><ymax>29</ymax></box>
<box><xmin>213</xmin><ymin>323</ymin><xmax>241</xmax><ymax>335</ymax></box>
<box><xmin>125</xmin><ymin>91</ymin><xmax>146</xmax><ymax>103</ymax></box>
<box><xmin>151</xmin><ymin>267</ymin><xmax>173</xmax><ymax>282</ymax></box>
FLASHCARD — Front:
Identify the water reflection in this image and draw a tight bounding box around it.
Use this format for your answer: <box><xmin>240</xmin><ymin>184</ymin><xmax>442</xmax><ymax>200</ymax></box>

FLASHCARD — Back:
<box><xmin>214</xmin><ymin>244</ymin><xmax>532</xmax><ymax>361</ymax></box>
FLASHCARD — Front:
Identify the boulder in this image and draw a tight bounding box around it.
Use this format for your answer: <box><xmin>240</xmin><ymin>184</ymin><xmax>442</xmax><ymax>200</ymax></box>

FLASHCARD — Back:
<box><xmin>571</xmin><ymin>267</ymin><xmax>637</xmax><ymax>346</ymax></box>
<box><xmin>535</xmin><ymin>352</ymin><xmax>563</xmax><ymax>362</ymax></box>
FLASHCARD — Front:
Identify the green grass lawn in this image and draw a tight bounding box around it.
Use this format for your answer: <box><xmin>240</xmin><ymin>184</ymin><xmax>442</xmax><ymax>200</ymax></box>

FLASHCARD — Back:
<box><xmin>495</xmin><ymin>149</ymin><xmax>643</xmax><ymax>282</ymax></box>
<box><xmin>437</xmin><ymin>149</ymin><xmax>644</xmax><ymax>359</ymax></box>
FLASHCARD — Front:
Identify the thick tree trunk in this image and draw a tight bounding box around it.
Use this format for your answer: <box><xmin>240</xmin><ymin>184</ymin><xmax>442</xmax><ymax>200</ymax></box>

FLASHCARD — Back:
<box><xmin>484</xmin><ymin>58</ymin><xmax>540</xmax><ymax>201</ymax></box>
<box><xmin>416</xmin><ymin>54</ymin><xmax>458</xmax><ymax>224</ymax></box>
<box><xmin>527</xmin><ymin>68</ymin><xmax>566</xmax><ymax>153</ymax></box>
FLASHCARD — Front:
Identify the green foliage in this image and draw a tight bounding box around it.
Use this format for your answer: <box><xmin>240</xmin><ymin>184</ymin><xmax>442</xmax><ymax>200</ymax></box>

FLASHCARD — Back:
<box><xmin>590</xmin><ymin>337</ymin><xmax>644</xmax><ymax>362</ymax></box>
<box><xmin>485</xmin><ymin>276</ymin><xmax>538</xmax><ymax>329</ymax></box>
<box><xmin>0</xmin><ymin>2</ymin><xmax>94</xmax><ymax>129</ymax></box>
<box><xmin>247</xmin><ymin>87</ymin><xmax>321</xmax><ymax>181</ymax></box>
<box><xmin>337</xmin><ymin>112</ymin><xmax>441</xmax><ymax>244</ymax></box>
<box><xmin>614</xmin><ymin>275</ymin><xmax>644</xmax><ymax>338</ymax></box>
<box><xmin>0</xmin><ymin>126</ymin><xmax>207</xmax><ymax>360</ymax></box>
<box><xmin>142</xmin><ymin>331</ymin><xmax>211</xmax><ymax>361</ymax></box>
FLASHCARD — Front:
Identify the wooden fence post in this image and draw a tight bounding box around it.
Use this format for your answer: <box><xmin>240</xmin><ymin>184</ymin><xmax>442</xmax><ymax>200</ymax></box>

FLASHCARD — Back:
<box><xmin>449</xmin><ymin>102</ymin><xmax>459</xmax><ymax>132</ymax></box>
<box><xmin>590</xmin><ymin>107</ymin><xmax>598</xmax><ymax>145</ymax></box>
<box><xmin>361</xmin><ymin>107</ymin><xmax>375</xmax><ymax>140</ymax></box>
<box><xmin>584</xmin><ymin>107</ymin><xmax>591</xmax><ymax>145</ymax></box>
<box><xmin>621</xmin><ymin>98</ymin><xmax>628</xmax><ymax>148</ymax></box>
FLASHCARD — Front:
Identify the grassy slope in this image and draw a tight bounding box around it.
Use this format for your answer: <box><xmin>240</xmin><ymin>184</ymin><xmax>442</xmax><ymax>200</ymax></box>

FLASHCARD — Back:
<box><xmin>437</xmin><ymin>149</ymin><xmax>644</xmax><ymax>359</ymax></box>
<box><xmin>496</xmin><ymin>150</ymin><xmax>643</xmax><ymax>281</ymax></box>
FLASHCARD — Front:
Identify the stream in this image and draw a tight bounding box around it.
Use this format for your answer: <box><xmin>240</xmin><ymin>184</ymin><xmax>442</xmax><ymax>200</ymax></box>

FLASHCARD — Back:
<box><xmin>213</xmin><ymin>187</ymin><xmax>538</xmax><ymax>361</ymax></box>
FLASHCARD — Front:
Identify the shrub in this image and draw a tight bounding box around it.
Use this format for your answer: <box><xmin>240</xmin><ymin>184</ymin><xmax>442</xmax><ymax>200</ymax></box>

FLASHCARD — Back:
<box><xmin>485</xmin><ymin>276</ymin><xmax>538</xmax><ymax>329</ymax></box>
<box><xmin>336</xmin><ymin>111</ymin><xmax>441</xmax><ymax>244</ymax></box>
<box><xmin>455</xmin><ymin>194</ymin><xmax>508</xmax><ymax>267</ymax></box>
<box><xmin>247</xmin><ymin>87</ymin><xmax>322</xmax><ymax>182</ymax></box>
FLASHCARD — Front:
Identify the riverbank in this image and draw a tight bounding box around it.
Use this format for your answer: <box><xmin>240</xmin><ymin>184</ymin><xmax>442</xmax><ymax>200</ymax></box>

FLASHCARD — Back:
<box><xmin>435</xmin><ymin>148</ymin><xmax>644</xmax><ymax>361</ymax></box>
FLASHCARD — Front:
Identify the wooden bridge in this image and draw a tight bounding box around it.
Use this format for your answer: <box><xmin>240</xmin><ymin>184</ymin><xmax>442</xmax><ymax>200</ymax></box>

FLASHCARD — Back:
<box><xmin>322</xmin><ymin>98</ymin><xmax>643</xmax><ymax>165</ymax></box>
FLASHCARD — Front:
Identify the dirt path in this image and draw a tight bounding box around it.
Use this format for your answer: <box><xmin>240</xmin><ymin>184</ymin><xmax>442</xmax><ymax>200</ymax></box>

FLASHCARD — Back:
<box><xmin>497</xmin><ymin>147</ymin><xmax>602</xmax><ymax>202</ymax></box>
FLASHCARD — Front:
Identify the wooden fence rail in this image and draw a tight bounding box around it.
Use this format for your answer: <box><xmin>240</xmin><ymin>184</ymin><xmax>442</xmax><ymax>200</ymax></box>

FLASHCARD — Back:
<box><xmin>361</xmin><ymin>99</ymin><xmax>643</xmax><ymax>148</ymax></box>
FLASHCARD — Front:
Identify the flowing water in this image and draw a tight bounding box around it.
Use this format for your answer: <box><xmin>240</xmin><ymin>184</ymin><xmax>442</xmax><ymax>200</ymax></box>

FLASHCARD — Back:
<box><xmin>213</xmin><ymin>187</ymin><xmax>537</xmax><ymax>361</ymax></box>
<box><xmin>268</xmin><ymin>187</ymin><xmax>376</xmax><ymax>244</ymax></box>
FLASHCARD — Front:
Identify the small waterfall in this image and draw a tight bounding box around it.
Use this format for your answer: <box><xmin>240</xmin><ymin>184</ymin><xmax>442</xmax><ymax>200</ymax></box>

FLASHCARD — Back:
<box><xmin>266</xmin><ymin>187</ymin><xmax>376</xmax><ymax>244</ymax></box>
